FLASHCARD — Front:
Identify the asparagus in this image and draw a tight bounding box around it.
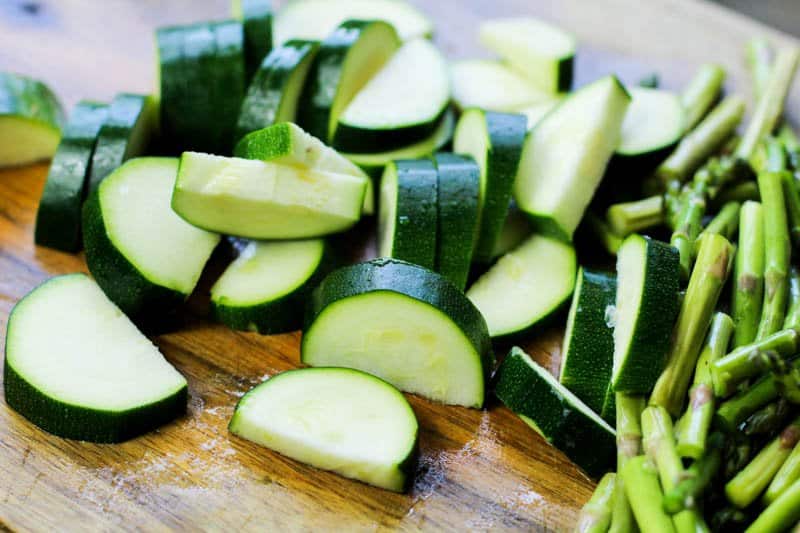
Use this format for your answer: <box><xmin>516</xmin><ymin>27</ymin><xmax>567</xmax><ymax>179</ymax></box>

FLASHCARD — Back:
<box><xmin>609</xmin><ymin>394</ymin><xmax>645</xmax><ymax>533</ymax></box>
<box><xmin>717</xmin><ymin>373</ymin><xmax>781</xmax><ymax>430</ymax></box>
<box><xmin>745</xmin><ymin>38</ymin><xmax>773</xmax><ymax>102</ymax></box>
<box><xmin>784</xmin><ymin>267</ymin><xmax>800</xmax><ymax>331</ymax></box>
<box><xmin>670</xmin><ymin>190</ymin><xmax>707</xmax><ymax>278</ymax></box>
<box><xmin>746</xmin><ymin>477</ymin><xmax>800</xmax><ymax>533</ymax></box>
<box><xmin>760</xmin><ymin>348</ymin><xmax>800</xmax><ymax>404</ymax></box>
<box><xmin>743</xmin><ymin>399</ymin><xmax>793</xmax><ymax>437</ymax></box>
<box><xmin>677</xmin><ymin>313</ymin><xmax>734</xmax><ymax>459</ymax></box>
<box><xmin>584</xmin><ymin>212</ymin><xmax>623</xmax><ymax>255</ymax></box>
<box><xmin>778</xmin><ymin>123</ymin><xmax>800</xmax><ymax>170</ymax></box>
<box><xmin>710</xmin><ymin>329</ymin><xmax>799</xmax><ymax>397</ymax></box>
<box><xmin>781</xmin><ymin>170</ymin><xmax>800</xmax><ymax>248</ymax></box>
<box><xmin>699</xmin><ymin>201</ymin><xmax>741</xmax><ymax>241</ymax></box>
<box><xmin>711</xmin><ymin>181</ymin><xmax>760</xmax><ymax>209</ymax></box>
<box><xmin>651</xmin><ymin>233</ymin><xmax>734</xmax><ymax>415</ymax></box>
<box><xmin>605</xmin><ymin>195</ymin><xmax>664</xmax><ymax>237</ymax></box>
<box><xmin>765</xmin><ymin>438</ymin><xmax>800</xmax><ymax>505</ymax></box>
<box><xmin>575</xmin><ymin>472</ymin><xmax>616</xmax><ymax>533</ymax></box>
<box><xmin>621</xmin><ymin>456</ymin><xmax>677</xmax><ymax>533</ymax></box>
<box><xmin>725</xmin><ymin>416</ymin><xmax>800</xmax><ymax>508</ymax></box>
<box><xmin>731</xmin><ymin>201</ymin><xmax>766</xmax><ymax>347</ymax></box>
<box><xmin>663</xmin><ymin>432</ymin><xmax>725</xmax><ymax>514</ymax></box>
<box><xmin>681</xmin><ymin>64</ymin><xmax>726</xmax><ymax>131</ymax></box>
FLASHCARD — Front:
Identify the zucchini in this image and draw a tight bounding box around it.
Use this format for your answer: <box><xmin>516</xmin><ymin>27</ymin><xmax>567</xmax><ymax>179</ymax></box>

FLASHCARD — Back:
<box><xmin>514</xmin><ymin>76</ymin><xmax>631</xmax><ymax>240</ymax></box>
<box><xmin>478</xmin><ymin>17</ymin><xmax>576</xmax><ymax>94</ymax></box>
<box><xmin>86</xmin><ymin>93</ymin><xmax>156</xmax><ymax>195</ymax></box>
<box><xmin>559</xmin><ymin>268</ymin><xmax>617</xmax><ymax>416</ymax></box>
<box><xmin>235</xmin><ymin>40</ymin><xmax>319</xmax><ymax>141</ymax></box>
<box><xmin>495</xmin><ymin>346</ymin><xmax>616</xmax><ymax>478</ymax></box>
<box><xmin>298</xmin><ymin>20</ymin><xmax>400</xmax><ymax>142</ymax></box>
<box><xmin>333</xmin><ymin>38</ymin><xmax>449</xmax><ymax>153</ymax></box>
<box><xmin>449</xmin><ymin>60</ymin><xmax>550</xmax><ymax>112</ymax></box>
<box><xmin>433</xmin><ymin>153</ymin><xmax>480</xmax><ymax>290</ymax></box>
<box><xmin>272</xmin><ymin>0</ymin><xmax>433</xmax><ymax>46</ymax></box>
<box><xmin>229</xmin><ymin>367</ymin><xmax>418</xmax><ymax>492</ymax></box>
<box><xmin>157</xmin><ymin>20</ymin><xmax>246</xmax><ymax>154</ymax></box>
<box><xmin>490</xmin><ymin>201</ymin><xmax>532</xmax><ymax>260</ymax></box>
<box><xmin>0</xmin><ymin>72</ymin><xmax>64</xmax><ymax>167</ymax></box>
<box><xmin>4</xmin><ymin>274</ymin><xmax>187</xmax><ymax>442</ymax></box>
<box><xmin>453</xmin><ymin>108</ymin><xmax>527</xmax><ymax>263</ymax></box>
<box><xmin>211</xmin><ymin>239</ymin><xmax>333</xmax><ymax>334</ymax></box>
<box><xmin>467</xmin><ymin>234</ymin><xmax>577</xmax><ymax>338</ymax></box>
<box><xmin>35</xmin><ymin>101</ymin><xmax>108</xmax><ymax>252</ymax></box>
<box><xmin>612</xmin><ymin>234</ymin><xmax>681</xmax><ymax>393</ymax></box>
<box><xmin>172</xmin><ymin>152</ymin><xmax>366</xmax><ymax>239</ymax></box>
<box><xmin>83</xmin><ymin>158</ymin><xmax>220</xmax><ymax>324</ymax></box>
<box><xmin>377</xmin><ymin>159</ymin><xmax>437</xmax><ymax>270</ymax></box>
<box><xmin>231</xmin><ymin>0</ymin><xmax>273</xmax><ymax>81</ymax></box>
<box><xmin>302</xmin><ymin>258</ymin><xmax>493</xmax><ymax>408</ymax></box>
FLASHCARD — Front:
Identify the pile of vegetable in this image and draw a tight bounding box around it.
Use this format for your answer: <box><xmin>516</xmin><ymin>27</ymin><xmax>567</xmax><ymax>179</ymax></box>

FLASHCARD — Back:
<box><xmin>4</xmin><ymin>0</ymin><xmax>800</xmax><ymax>529</ymax></box>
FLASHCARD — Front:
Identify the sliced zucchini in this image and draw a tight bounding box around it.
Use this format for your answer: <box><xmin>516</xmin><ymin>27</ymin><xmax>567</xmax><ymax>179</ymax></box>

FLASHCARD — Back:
<box><xmin>433</xmin><ymin>153</ymin><xmax>480</xmax><ymax>290</ymax></box>
<box><xmin>467</xmin><ymin>234</ymin><xmax>577</xmax><ymax>338</ymax></box>
<box><xmin>229</xmin><ymin>367</ymin><xmax>418</xmax><ymax>492</ymax></box>
<box><xmin>4</xmin><ymin>274</ymin><xmax>187</xmax><ymax>442</ymax></box>
<box><xmin>272</xmin><ymin>0</ymin><xmax>433</xmax><ymax>46</ymax></box>
<box><xmin>453</xmin><ymin>108</ymin><xmax>527</xmax><ymax>263</ymax></box>
<box><xmin>514</xmin><ymin>99</ymin><xmax>561</xmax><ymax>130</ymax></box>
<box><xmin>377</xmin><ymin>159</ymin><xmax>437</xmax><ymax>269</ymax></box>
<box><xmin>495</xmin><ymin>346</ymin><xmax>616</xmax><ymax>478</ymax></box>
<box><xmin>0</xmin><ymin>72</ymin><xmax>64</xmax><ymax>167</ymax></box>
<box><xmin>478</xmin><ymin>17</ymin><xmax>576</xmax><ymax>94</ymax></box>
<box><xmin>157</xmin><ymin>20</ymin><xmax>246</xmax><ymax>154</ymax></box>
<box><xmin>211</xmin><ymin>239</ymin><xmax>333</xmax><ymax>334</ymax></box>
<box><xmin>235</xmin><ymin>40</ymin><xmax>319</xmax><ymax>140</ymax></box>
<box><xmin>333</xmin><ymin>38</ymin><xmax>449</xmax><ymax>153</ymax></box>
<box><xmin>449</xmin><ymin>60</ymin><xmax>551</xmax><ymax>112</ymax></box>
<box><xmin>302</xmin><ymin>259</ymin><xmax>493</xmax><ymax>408</ymax></box>
<box><xmin>231</xmin><ymin>0</ymin><xmax>273</xmax><ymax>81</ymax></box>
<box><xmin>83</xmin><ymin>158</ymin><xmax>220</xmax><ymax>324</ymax></box>
<box><xmin>35</xmin><ymin>101</ymin><xmax>108</xmax><ymax>252</ymax></box>
<box><xmin>514</xmin><ymin>76</ymin><xmax>631</xmax><ymax>240</ymax></box>
<box><xmin>559</xmin><ymin>268</ymin><xmax>617</xmax><ymax>416</ymax></box>
<box><xmin>612</xmin><ymin>234</ymin><xmax>681</xmax><ymax>393</ymax></box>
<box><xmin>172</xmin><ymin>152</ymin><xmax>366</xmax><ymax>239</ymax></box>
<box><xmin>298</xmin><ymin>20</ymin><xmax>400</xmax><ymax>142</ymax></box>
<box><xmin>87</xmin><ymin>93</ymin><xmax>156</xmax><ymax>195</ymax></box>
<box><xmin>490</xmin><ymin>201</ymin><xmax>532</xmax><ymax>260</ymax></box>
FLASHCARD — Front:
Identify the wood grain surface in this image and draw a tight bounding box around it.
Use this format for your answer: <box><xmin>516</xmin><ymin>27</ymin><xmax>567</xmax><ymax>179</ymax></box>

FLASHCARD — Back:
<box><xmin>0</xmin><ymin>0</ymin><xmax>798</xmax><ymax>531</ymax></box>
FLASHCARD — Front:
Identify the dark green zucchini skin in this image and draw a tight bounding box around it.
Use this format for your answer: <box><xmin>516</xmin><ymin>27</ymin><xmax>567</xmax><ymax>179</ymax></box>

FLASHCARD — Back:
<box><xmin>495</xmin><ymin>347</ymin><xmax>615</xmax><ymax>479</ymax></box>
<box><xmin>303</xmin><ymin>258</ymin><xmax>494</xmax><ymax>379</ymax></box>
<box><xmin>433</xmin><ymin>153</ymin><xmax>480</xmax><ymax>291</ymax></box>
<box><xmin>332</xmin><ymin>107</ymin><xmax>447</xmax><ymax>154</ymax></box>
<box><xmin>237</xmin><ymin>0</ymin><xmax>273</xmax><ymax>81</ymax></box>
<box><xmin>235</xmin><ymin>40</ymin><xmax>319</xmax><ymax>141</ymax></box>
<box><xmin>557</xmin><ymin>56</ymin><xmax>574</xmax><ymax>93</ymax></box>
<box><xmin>35</xmin><ymin>101</ymin><xmax>108</xmax><ymax>252</ymax></box>
<box><xmin>0</xmin><ymin>72</ymin><xmax>65</xmax><ymax>127</ymax></box>
<box><xmin>212</xmin><ymin>241</ymin><xmax>336</xmax><ymax>334</ymax></box>
<box><xmin>385</xmin><ymin>159</ymin><xmax>438</xmax><ymax>269</ymax></box>
<box><xmin>157</xmin><ymin>20</ymin><xmax>246</xmax><ymax>155</ymax></box>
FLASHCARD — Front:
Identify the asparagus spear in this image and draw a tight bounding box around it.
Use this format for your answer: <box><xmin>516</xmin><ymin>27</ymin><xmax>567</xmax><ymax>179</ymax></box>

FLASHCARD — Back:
<box><xmin>746</xmin><ymin>477</ymin><xmax>800</xmax><ymax>533</ymax></box>
<box><xmin>711</xmin><ymin>181</ymin><xmax>760</xmax><ymax>209</ymax></box>
<box><xmin>699</xmin><ymin>201</ymin><xmax>741</xmax><ymax>241</ymax></box>
<box><xmin>743</xmin><ymin>399</ymin><xmax>793</xmax><ymax>437</ymax></box>
<box><xmin>677</xmin><ymin>313</ymin><xmax>734</xmax><ymax>459</ymax></box>
<box><xmin>765</xmin><ymin>437</ymin><xmax>800</xmax><ymax>505</ymax></box>
<box><xmin>711</xmin><ymin>329</ymin><xmax>799</xmax><ymax>397</ymax></box>
<box><xmin>760</xmin><ymin>348</ymin><xmax>800</xmax><ymax>404</ymax></box>
<box><xmin>605</xmin><ymin>195</ymin><xmax>664</xmax><ymax>237</ymax></box>
<box><xmin>681</xmin><ymin>64</ymin><xmax>726</xmax><ymax>131</ymax></box>
<box><xmin>663</xmin><ymin>432</ymin><xmax>725</xmax><ymax>514</ymax></box>
<box><xmin>781</xmin><ymin>170</ymin><xmax>800</xmax><ymax>247</ymax></box>
<box><xmin>651</xmin><ymin>233</ymin><xmax>734</xmax><ymax>415</ymax></box>
<box><xmin>778</xmin><ymin>123</ymin><xmax>800</xmax><ymax>170</ymax></box>
<box><xmin>670</xmin><ymin>189</ymin><xmax>707</xmax><ymax>278</ymax></box>
<box><xmin>621</xmin><ymin>456</ymin><xmax>677</xmax><ymax>533</ymax></box>
<box><xmin>725</xmin><ymin>416</ymin><xmax>800</xmax><ymax>508</ymax></box>
<box><xmin>784</xmin><ymin>267</ymin><xmax>800</xmax><ymax>331</ymax></box>
<box><xmin>576</xmin><ymin>472</ymin><xmax>616</xmax><ymax>533</ymax></box>
<box><xmin>746</xmin><ymin>38</ymin><xmax>774</xmax><ymax>102</ymax></box>
<box><xmin>732</xmin><ymin>201</ymin><xmax>766</xmax><ymax>347</ymax></box>
<box><xmin>717</xmin><ymin>373</ymin><xmax>782</xmax><ymax>430</ymax></box>
<box><xmin>609</xmin><ymin>394</ymin><xmax>645</xmax><ymax>533</ymax></box>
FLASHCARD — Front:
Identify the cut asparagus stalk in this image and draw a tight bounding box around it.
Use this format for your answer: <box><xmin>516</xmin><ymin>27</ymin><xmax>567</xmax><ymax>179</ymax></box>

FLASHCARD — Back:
<box><xmin>760</xmin><ymin>348</ymin><xmax>800</xmax><ymax>403</ymax></box>
<box><xmin>621</xmin><ymin>456</ymin><xmax>677</xmax><ymax>533</ymax></box>
<box><xmin>784</xmin><ymin>267</ymin><xmax>800</xmax><ymax>331</ymax></box>
<box><xmin>781</xmin><ymin>170</ymin><xmax>800</xmax><ymax>247</ymax></box>
<box><xmin>747</xmin><ymin>477</ymin><xmax>800</xmax><ymax>533</ymax></box>
<box><xmin>699</xmin><ymin>201</ymin><xmax>740</xmax><ymax>241</ymax></box>
<box><xmin>575</xmin><ymin>472</ymin><xmax>616</xmax><ymax>533</ymax></box>
<box><xmin>676</xmin><ymin>313</ymin><xmax>734</xmax><ymax>459</ymax></box>
<box><xmin>712</xmin><ymin>181</ymin><xmax>760</xmax><ymax>208</ymax></box>
<box><xmin>609</xmin><ymin>394</ymin><xmax>645</xmax><ymax>533</ymax></box>
<box><xmin>732</xmin><ymin>201</ymin><xmax>765</xmax><ymax>347</ymax></box>
<box><xmin>605</xmin><ymin>195</ymin><xmax>664</xmax><ymax>237</ymax></box>
<box><xmin>746</xmin><ymin>38</ymin><xmax>774</xmax><ymax>102</ymax></box>
<box><xmin>743</xmin><ymin>399</ymin><xmax>793</xmax><ymax>437</ymax></box>
<box><xmin>663</xmin><ymin>432</ymin><xmax>724</xmax><ymax>514</ymax></box>
<box><xmin>765</xmin><ymin>439</ymin><xmax>800</xmax><ymax>505</ymax></box>
<box><xmin>650</xmin><ymin>233</ymin><xmax>734</xmax><ymax>415</ymax></box>
<box><xmin>681</xmin><ymin>64</ymin><xmax>726</xmax><ymax>131</ymax></box>
<box><xmin>670</xmin><ymin>190</ymin><xmax>707</xmax><ymax>278</ymax></box>
<box><xmin>716</xmin><ymin>372</ymin><xmax>781</xmax><ymax>430</ymax></box>
<box><xmin>779</xmin><ymin>123</ymin><xmax>800</xmax><ymax>169</ymax></box>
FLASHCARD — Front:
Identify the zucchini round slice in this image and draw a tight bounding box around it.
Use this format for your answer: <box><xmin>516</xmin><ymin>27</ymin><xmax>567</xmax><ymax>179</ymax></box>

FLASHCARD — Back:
<box><xmin>272</xmin><ymin>0</ymin><xmax>433</xmax><ymax>46</ymax></box>
<box><xmin>467</xmin><ymin>234</ymin><xmax>577</xmax><ymax>338</ymax></box>
<box><xmin>4</xmin><ymin>274</ymin><xmax>187</xmax><ymax>443</ymax></box>
<box><xmin>35</xmin><ymin>101</ymin><xmax>108</xmax><ymax>252</ymax></box>
<box><xmin>231</xmin><ymin>0</ymin><xmax>273</xmax><ymax>81</ymax></box>
<box><xmin>298</xmin><ymin>20</ymin><xmax>400</xmax><ymax>142</ymax></box>
<box><xmin>514</xmin><ymin>76</ymin><xmax>631</xmax><ymax>240</ymax></box>
<box><xmin>83</xmin><ymin>158</ymin><xmax>220</xmax><ymax>324</ymax></box>
<box><xmin>453</xmin><ymin>109</ymin><xmax>526</xmax><ymax>263</ymax></box>
<box><xmin>559</xmin><ymin>268</ymin><xmax>617</xmax><ymax>417</ymax></box>
<box><xmin>172</xmin><ymin>152</ymin><xmax>366</xmax><ymax>239</ymax></box>
<box><xmin>612</xmin><ymin>234</ymin><xmax>681</xmax><ymax>393</ymax></box>
<box><xmin>229</xmin><ymin>367</ymin><xmax>418</xmax><ymax>492</ymax></box>
<box><xmin>495</xmin><ymin>347</ymin><xmax>616</xmax><ymax>478</ymax></box>
<box><xmin>377</xmin><ymin>159</ymin><xmax>437</xmax><ymax>270</ymax></box>
<box><xmin>157</xmin><ymin>20</ymin><xmax>246</xmax><ymax>154</ymax></box>
<box><xmin>235</xmin><ymin>40</ymin><xmax>319</xmax><ymax>140</ymax></box>
<box><xmin>302</xmin><ymin>259</ymin><xmax>493</xmax><ymax>408</ymax></box>
<box><xmin>450</xmin><ymin>60</ymin><xmax>551</xmax><ymax>112</ymax></box>
<box><xmin>433</xmin><ymin>153</ymin><xmax>480</xmax><ymax>290</ymax></box>
<box><xmin>0</xmin><ymin>72</ymin><xmax>64</xmax><ymax>167</ymax></box>
<box><xmin>211</xmin><ymin>239</ymin><xmax>333</xmax><ymax>334</ymax></box>
<box><xmin>87</xmin><ymin>93</ymin><xmax>156</xmax><ymax>195</ymax></box>
<box><xmin>478</xmin><ymin>17</ymin><xmax>576</xmax><ymax>94</ymax></box>
<box><xmin>333</xmin><ymin>38</ymin><xmax>449</xmax><ymax>153</ymax></box>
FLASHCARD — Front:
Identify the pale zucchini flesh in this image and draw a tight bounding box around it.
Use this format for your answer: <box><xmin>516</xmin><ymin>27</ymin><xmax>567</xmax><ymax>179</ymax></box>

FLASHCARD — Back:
<box><xmin>617</xmin><ymin>87</ymin><xmax>685</xmax><ymax>157</ymax></box>
<box><xmin>450</xmin><ymin>60</ymin><xmax>551</xmax><ymax>112</ymax></box>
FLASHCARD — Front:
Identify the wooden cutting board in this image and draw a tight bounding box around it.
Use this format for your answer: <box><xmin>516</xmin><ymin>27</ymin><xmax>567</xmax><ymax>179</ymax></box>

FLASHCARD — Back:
<box><xmin>1</xmin><ymin>0</ymin><xmax>798</xmax><ymax>530</ymax></box>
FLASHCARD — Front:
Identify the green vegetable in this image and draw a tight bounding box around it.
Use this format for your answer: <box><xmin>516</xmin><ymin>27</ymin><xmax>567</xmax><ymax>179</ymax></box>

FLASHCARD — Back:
<box><xmin>576</xmin><ymin>473</ymin><xmax>616</xmax><ymax>533</ymax></box>
<box><xmin>231</xmin><ymin>0</ymin><xmax>273</xmax><ymax>81</ymax></box>
<box><xmin>609</xmin><ymin>394</ymin><xmax>645</xmax><ymax>533</ymax></box>
<box><xmin>449</xmin><ymin>60</ymin><xmax>552</xmax><ymax>112</ymax></box>
<box><xmin>680</xmin><ymin>64</ymin><xmax>725</xmax><ymax>131</ymax></box>
<box><xmin>621</xmin><ymin>456</ymin><xmax>677</xmax><ymax>533</ymax></box>
<box><xmin>732</xmin><ymin>201</ymin><xmax>766</xmax><ymax>347</ymax></box>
